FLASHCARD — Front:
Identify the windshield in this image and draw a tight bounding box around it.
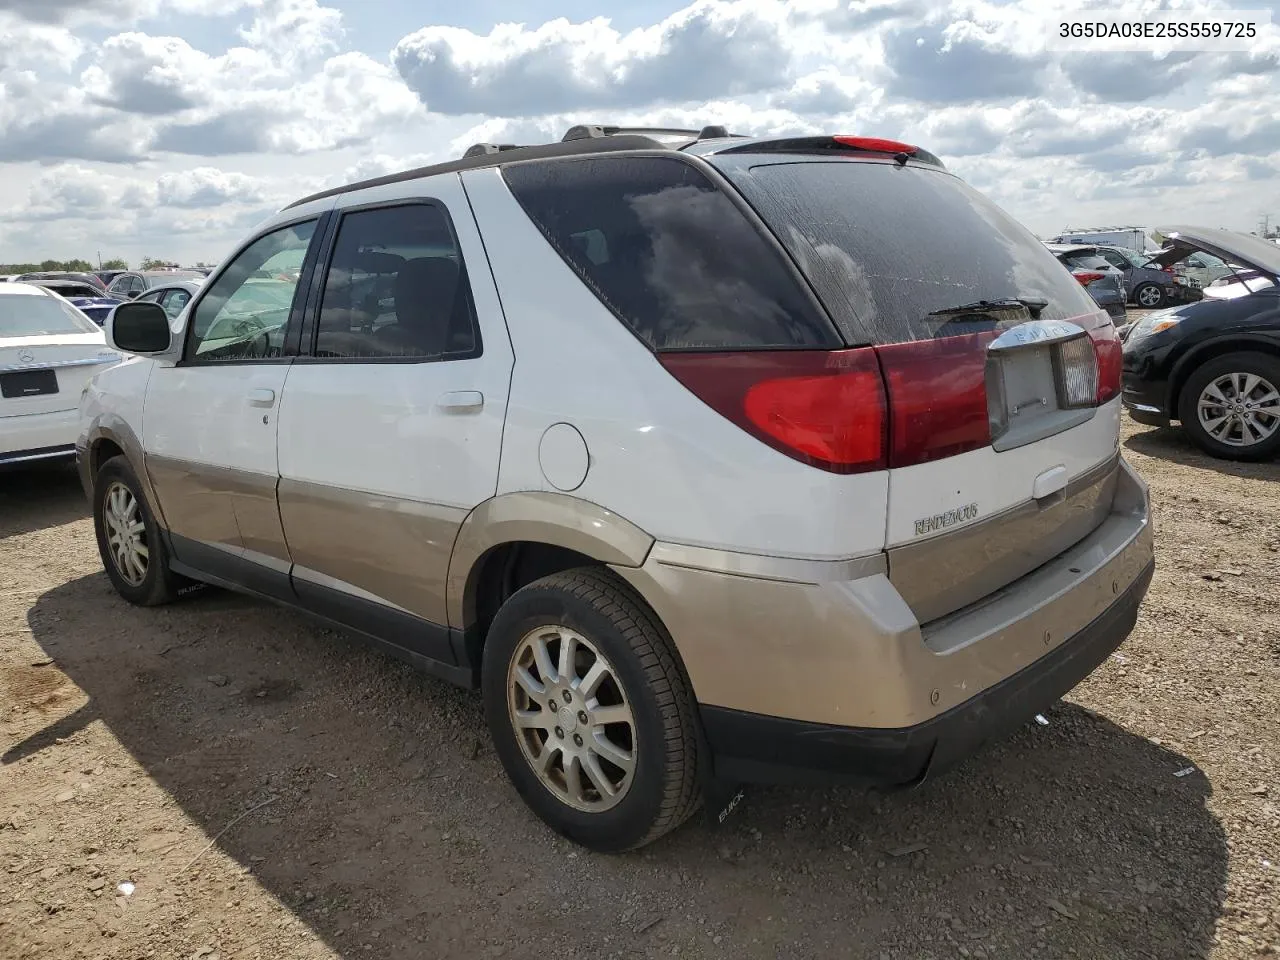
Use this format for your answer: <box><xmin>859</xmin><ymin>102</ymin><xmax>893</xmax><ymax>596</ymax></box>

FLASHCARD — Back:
<box><xmin>716</xmin><ymin>158</ymin><xmax>1098</xmax><ymax>344</ymax></box>
<box><xmin>0</xmin><ymin>293</ymin><xmax>99</xmax><ymax>337</ymax></box>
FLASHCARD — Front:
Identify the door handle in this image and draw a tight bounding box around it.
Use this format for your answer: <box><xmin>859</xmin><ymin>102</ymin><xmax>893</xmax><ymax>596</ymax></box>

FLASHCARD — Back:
<box><xmin>247</xmin><ymin>388</ymin><xmax>276</xmax><ymax>407</ymax></box>
<box><xmin>437</xmin><ymin>390</ymin><xmax>484</xmax><ymax>412</ymax></box>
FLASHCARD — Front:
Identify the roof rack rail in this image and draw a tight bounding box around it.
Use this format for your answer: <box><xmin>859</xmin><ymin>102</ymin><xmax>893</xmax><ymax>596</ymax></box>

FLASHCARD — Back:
<box><xmin>461</xmin><ymin>142</ymin><xmax>525</xmax><ymax>158</ymax></box>
<box><xmin>561</xmin><ymin>124</ymin><xmax>740</xmax><ymax>143</ymax></box>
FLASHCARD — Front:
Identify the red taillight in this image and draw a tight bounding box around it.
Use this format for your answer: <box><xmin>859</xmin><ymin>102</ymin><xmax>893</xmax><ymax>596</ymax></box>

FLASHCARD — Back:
<box><xmin>876</xmin><ymin>331</ymin><xmax>996</xmax><ymax>467</ymax></box>
<box><xmin>832</xmin><ymin>136</ymin><xmax>918</xmax><ymax>155</ymax></box>
<box><xmin>1074</xmin><ymin>271</ymin><xmax>1106</xmax><ymax>286</ymax></box>
<box><xmin>1083</xmin><ymin>317</ymin><xmax>1122</xmax><ymax>404</ymax></box>
<box><xmin>659</xmin><ymin>349</ymin><xmax>887</xmax><ymax>473</ymax></box>
<box><xmin>661</xmin><ymin>318</ymin><xmax>1118</xmax><ymax>475</ymax></box>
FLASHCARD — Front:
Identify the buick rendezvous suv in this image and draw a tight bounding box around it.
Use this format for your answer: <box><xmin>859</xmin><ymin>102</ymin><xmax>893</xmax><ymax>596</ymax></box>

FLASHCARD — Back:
<box><xmin>78</xmin><ymin>125</ymin><xmax>1155</xmax><ymax>851</ymax></box>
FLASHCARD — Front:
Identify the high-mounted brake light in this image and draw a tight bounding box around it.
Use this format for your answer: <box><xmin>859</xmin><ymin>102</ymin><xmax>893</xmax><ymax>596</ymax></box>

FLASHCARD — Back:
<box><xmin>832</xmin><ymin>136</ymin><xmax>918</xmax><ymax>155</ymax></box>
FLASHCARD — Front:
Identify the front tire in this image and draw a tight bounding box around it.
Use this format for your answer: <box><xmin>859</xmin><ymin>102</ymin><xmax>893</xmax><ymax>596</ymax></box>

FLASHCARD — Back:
<box><xmin>1178</xmin><ymin>352</ymin><xmax>1280</xmax><ymax>461</ymax></box>
<box><xmin>93</xmin><ymin>455</ymin><xmax>187</xmax><ymax>605</ymax></box>
<box><xmin>481</xmin><ymin>567</ymin><xmax>701</xmax><ymax>852</ymax></box>
<box><xmin>1134</xmin><ymin>283</ymin><xmax>1165</xmax><ymax>308</ymax></box>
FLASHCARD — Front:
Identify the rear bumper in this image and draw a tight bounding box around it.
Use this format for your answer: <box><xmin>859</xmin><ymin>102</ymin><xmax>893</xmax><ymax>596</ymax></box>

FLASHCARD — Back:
<box><xmin>615</xmin><ymin>457</ymin><xmax>1154</xmax><ymax>785</ymax></box>
<box><xmin>702</xmin><ymin>560</ymin><xmax>1152</xmax><ymax>785</ymax></box>
<box><xmin>1</xmin><ymin>408</ymin><xmax>80</xmax><ymax>465</ymax></box>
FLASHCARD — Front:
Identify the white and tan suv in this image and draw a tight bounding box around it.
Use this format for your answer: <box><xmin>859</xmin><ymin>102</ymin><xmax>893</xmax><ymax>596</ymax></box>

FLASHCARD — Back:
<box><xmin>78</xmin><ymin>125</ymin><xmax>1155</xmax><ymax>852</ymax></box>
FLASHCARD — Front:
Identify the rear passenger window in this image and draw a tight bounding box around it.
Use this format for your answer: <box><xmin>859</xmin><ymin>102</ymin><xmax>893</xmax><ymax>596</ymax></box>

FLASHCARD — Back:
<box><xmin>501</xmin><ymin>156</ymin><xmax>838</xmax><ymax>351</ymax></box>
<box><xmin>314</xmin><ymin>203</ymin><xmax>480</xmax><ymax>361</ymax></box>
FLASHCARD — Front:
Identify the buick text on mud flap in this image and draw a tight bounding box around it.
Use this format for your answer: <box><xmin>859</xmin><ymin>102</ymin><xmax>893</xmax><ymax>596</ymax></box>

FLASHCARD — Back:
<box><xmin>914</xmin><ymin>502</ymin><xmax>980</xmax><ymax>537</ymax></box>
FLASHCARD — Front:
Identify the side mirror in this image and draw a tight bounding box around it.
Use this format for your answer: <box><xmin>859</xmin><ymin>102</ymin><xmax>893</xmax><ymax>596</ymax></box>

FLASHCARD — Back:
<box><xmin>108</xmin><ymin>301</ymin><xmax>172</xmax><ymax>354</ymax></box>
<box><xmin>126</xmin><ymin>290</ymin><xmax>142</xmax><ymax>300</ymax></box>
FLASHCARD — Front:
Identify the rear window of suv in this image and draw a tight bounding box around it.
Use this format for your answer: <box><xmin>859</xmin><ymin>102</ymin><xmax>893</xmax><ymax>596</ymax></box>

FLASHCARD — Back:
<box><xmin>1061</xmin><ymin>253</ymin><xmax>1114</xmax><ymax>271</ymax></box>
<box><xmin>501</xmin><ymin>156</ymin><xmax>840</xmax><ymax>351</ymax></box>
<box><xmin>714</xmin><ymin>158</ymin><xmax>1099</xmax><ymax>345</ymax></box>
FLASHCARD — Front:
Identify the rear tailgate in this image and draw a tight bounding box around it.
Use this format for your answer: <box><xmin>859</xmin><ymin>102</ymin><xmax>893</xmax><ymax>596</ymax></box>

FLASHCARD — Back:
<box><xmin>714</xmin><ymin>154</ymin><xmax>1123</xmax><ymax>623</ymax></box>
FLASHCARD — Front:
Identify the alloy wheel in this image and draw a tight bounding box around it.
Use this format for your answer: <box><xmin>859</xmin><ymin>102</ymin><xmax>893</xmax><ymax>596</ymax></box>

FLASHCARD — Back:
<box><xmin>507</xmin><ymin>625</ymin><xmax>636</xmax><ymax>813</ymax></box>
<box><xmin>1137</xmin><ymin>285</ymin><xmax>1162</xmax><ymax>307</ymax></box>
<box><xmin>102</xmin><ymin>481</ymin><xmax>149</xmax><ymax>586</ymax></box>
<box><xmin>1196</xmin><ymin>372</ymin><xmax>1280</xmax><ymax>447</ymax></box>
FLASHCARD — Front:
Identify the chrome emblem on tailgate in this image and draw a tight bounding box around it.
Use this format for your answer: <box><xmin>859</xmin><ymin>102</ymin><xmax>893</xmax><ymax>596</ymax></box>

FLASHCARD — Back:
<box><xmin>987</xmin><ymin>319</ymin><xmax>1086</xmax><ymax>352</ymax></box>
<box><xmin>17</xmin><ymin>349</ymin><xmax>34</xmax><ymax>364</ymax></box>
<box><xmin>914</xmin><ymin>502</ymin><xmax>979</xmax><ymax>537</ymax></box>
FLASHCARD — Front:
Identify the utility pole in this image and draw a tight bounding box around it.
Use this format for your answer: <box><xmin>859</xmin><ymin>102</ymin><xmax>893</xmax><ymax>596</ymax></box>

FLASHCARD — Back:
<box><xmin>1260</xmin><ymin>214</ymin><xmax>1271</xmax><ymax>238</ymax></box>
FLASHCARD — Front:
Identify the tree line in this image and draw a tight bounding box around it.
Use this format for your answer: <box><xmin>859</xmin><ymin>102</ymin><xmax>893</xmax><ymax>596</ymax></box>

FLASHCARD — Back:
<box><xmin>0</xmin><ymin>257</ymin><xmax>180</xmax><ymax>273</ymax></box>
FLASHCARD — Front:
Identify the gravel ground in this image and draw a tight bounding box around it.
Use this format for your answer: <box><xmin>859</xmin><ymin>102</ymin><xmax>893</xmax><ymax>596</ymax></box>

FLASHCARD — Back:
<box><xmin>1</xmin><ymin>416</ymin><xmax>1277</xmax><ymax>960</ymax></box>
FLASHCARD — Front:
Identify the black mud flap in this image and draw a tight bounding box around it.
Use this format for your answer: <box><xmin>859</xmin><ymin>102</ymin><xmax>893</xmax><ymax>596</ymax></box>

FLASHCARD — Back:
<box><xmin>698</xmin><ymin>732</ymin><xmax>747</xmax><ymax>828</ymax></box>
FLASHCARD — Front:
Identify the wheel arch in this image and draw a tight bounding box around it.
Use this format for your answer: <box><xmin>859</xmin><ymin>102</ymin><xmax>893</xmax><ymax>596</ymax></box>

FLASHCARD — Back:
<box><xmin>1166</xmin><ymin>335</ymin><xmax>1280</xmax><ymax>417</ymax></box>
<box><xmin>447</xmin><ymin>492</ymin><xmax>656</xmax><ymax>659</ymax></box>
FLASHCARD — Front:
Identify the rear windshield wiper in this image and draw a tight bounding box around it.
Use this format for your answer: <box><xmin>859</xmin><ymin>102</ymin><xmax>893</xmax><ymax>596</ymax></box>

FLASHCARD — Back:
<box><xmin>927</xmin><ymin>297</ymin><xmax>1048</xmax><ymax>318</ymax></box>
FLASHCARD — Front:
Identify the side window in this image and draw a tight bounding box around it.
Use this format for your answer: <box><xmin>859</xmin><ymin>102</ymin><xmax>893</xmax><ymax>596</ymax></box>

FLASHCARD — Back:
<box><xmin>501</xmin><ymin>156</ymin><xmax>837</xmax><ymax>350</ymax></box>
<box><xmin>1101</xmin><ymin>251</ymin><xmax>1127</xmax><ymax>270</ymax></box>
<box><xmin>127</xmin><ymin>276</ymin><xmax>146</xmax><ymax>296</ymax></box>
<box><xmin>107</xmin><ymin>277</ymin><xmax>131</xmax><ymax>298</ymax></box>
<box><xmin>187</xmin><ymin>220</ymin><xmax>316</xmax><ymax>362</ymax></box>
<box><xmin>136</xmin><ymin>289</ymin><xmax>163</xmax><ymax>303</ymax></box>
<box><xmin>314</xmin><ymin>203</ymin><xmax>480</xmax><ymax>360</ymax></box>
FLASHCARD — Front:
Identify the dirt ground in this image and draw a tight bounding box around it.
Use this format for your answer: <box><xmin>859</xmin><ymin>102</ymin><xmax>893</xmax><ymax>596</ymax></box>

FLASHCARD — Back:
<box><xmin>1</xmin><ymin>418</ymin><xmax>1277</xmax><ymax>960</ymax></box>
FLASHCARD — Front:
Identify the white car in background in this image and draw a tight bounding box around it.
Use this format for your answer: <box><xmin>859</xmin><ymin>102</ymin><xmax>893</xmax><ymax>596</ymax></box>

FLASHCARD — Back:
<box><xmin>1</xmin><ymin>283</ymin><xmax>121</xmax><ymax>467</ymax></box>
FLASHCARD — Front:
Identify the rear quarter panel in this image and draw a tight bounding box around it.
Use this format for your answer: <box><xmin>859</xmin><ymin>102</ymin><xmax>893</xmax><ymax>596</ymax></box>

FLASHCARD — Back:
<box><xmin>460</xmin><ymin>166</ymin><xmax>890</xmax><ymax>561</ymax></box>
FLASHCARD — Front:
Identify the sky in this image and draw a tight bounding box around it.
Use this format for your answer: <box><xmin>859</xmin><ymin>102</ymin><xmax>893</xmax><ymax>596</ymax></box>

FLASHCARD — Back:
<box><xmin>0</xmin><ymin>0</ymin><xmax>1278</xmax><ymax>267</ymax></box>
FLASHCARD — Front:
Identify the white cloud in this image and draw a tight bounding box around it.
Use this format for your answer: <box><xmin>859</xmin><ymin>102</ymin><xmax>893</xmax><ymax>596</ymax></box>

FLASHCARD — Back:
<box><xmin>392</xmin><ymin>0</ymin><xmax>794</xmax><ymax>116</ymax></box>
<box><xmin>0</xmin><ymin>0</ymin><xmax>255</xmax><ymax>27</ymax></box>
<box><xmin>2</xmin><ymin>0</ymin><xmax>1279</xmax><ymax>264</ymax></box>
<box><xmin>237</xmin><ymin>0</ymin><xmax>343</xmax><ymax>69</ymax></box>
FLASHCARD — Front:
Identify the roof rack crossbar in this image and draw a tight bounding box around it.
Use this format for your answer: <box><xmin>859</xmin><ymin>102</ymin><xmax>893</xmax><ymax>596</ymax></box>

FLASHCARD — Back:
<box><xmin>461</xmin><ymin>142</ymin><xmax>525</xmax><ymax>158</ymax></box>
<box><xmin>561</xmin><ymin>124</ymin><xmax>741</xmax><ymax>142</ymax></box>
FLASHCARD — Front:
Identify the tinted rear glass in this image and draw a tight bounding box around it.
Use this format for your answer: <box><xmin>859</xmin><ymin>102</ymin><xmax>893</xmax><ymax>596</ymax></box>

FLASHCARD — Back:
<box><xmin>501</xmin><ymin>156</ymin><xmax>839</xmax><ymax>350</ymax></box>
<box><xmin>1062</xmin><ymin>254</ymin><xmax>1114</xmax><ymax>271</ymax></box>
<box><xmin>715</xmin><ymin>159</ymin><xmax>1099</xmax><ymax>345</ymax></box>
<box><xmin>0</xmin><ymin>293</ymin><xmax>99</xmax><ymax>336</ymax></box>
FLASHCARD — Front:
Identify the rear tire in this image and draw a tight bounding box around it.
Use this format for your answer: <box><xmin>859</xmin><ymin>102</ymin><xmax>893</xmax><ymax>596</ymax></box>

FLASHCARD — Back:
<box><xmin>481</xmin><ymin>567</ymin><xmax>702</xmax><ymax>852</ymax></box>
<box><xmin>1134</xmin><ymin>283</ymin><xmax>1165</xmax><ymax>308</ymax></box>
<box><xmin>1178</xmin><ymin>352</ymin><xmax>1280</xmax><ymax>461</ymax></box>
<box><xmin>93</xmin><ymin>455</ymin><xmax>189</xmax><ymax>605</ymax></box>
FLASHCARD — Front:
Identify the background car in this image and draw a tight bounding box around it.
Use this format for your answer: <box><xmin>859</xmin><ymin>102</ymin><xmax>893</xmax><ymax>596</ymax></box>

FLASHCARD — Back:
<box><xmin>20</xmin><ymin>279</ymin><xmax>125</xmax><ymax>325</ymax></box>
<box><xmin>1122</xmin><ymin>225</ymin><xmax>1280</xmax><ymax>460</ymax></box>
<box><xmin>94</xmin><ymin>270</ymin><xmax>129</xmax><ymax>288</ymax></box>
<box><xmin>1203</xmin><ymin>269</ymin><xmax>1272</xmax><ymax>299</ymax></box>
<box><xmin>16</xmin><ymin>270</ymin><xmax>108</xmax><ymax>293</ymax></box>
<box><xmin>1092</xmin><ymin>244</ymin><xmax>1198</xmax><ymax>309</ymax></box>
<box><xmin>105</xmin><ymin>269</ymin><xmax>205</xmax><ymax>301</ymax></box>
<box><xmin>1</xmin><ymin>283</ymin><xmax>121</xmax><ymax>467</ymax></box>
<box><xmin>1042</xmin><ymin>242</ymin><xmax>1127</xmax><ymax>320</ymax></box>
<box><xmin>132</xmin><ymin>278</ymin><xmax>202</xmax><ymax>320</ymax></box>
<box><xmin>1168</xmin><ymin>251</ymin><xmax>1235</xmax><ymax>289</ymax></box>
